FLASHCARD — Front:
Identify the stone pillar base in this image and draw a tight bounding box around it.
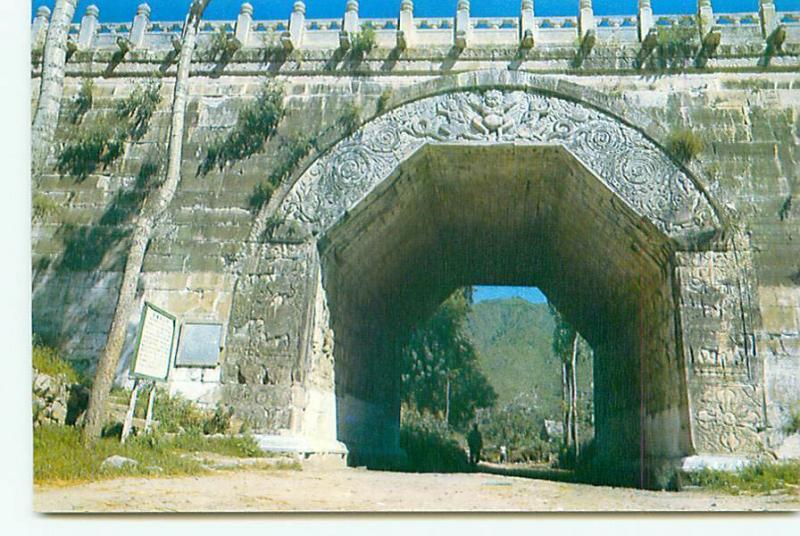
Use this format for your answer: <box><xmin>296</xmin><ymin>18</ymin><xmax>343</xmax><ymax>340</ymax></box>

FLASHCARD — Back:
<box><xmin>254</xmin><ymin>434</ymin><xmax>349</xmax><ymax>466</ymax></box>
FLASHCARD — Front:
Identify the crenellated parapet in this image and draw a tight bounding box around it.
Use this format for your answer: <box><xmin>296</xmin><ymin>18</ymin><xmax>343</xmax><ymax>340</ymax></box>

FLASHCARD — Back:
<box><xmin>33</xmin><ymin>1</ymin><xmax>800</xmax><ymax>55</ymax></box>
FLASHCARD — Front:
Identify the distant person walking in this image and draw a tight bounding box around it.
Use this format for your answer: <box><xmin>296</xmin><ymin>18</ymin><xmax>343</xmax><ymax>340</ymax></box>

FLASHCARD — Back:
<box><xmin>467</xmin><ymin>424</ymin><xmax>483</xmax><ymax>466</ymax></box>
<box><xmin>499</xmin><ymin>445</ymin><xmax>507</xmax><ymax>464</ymax></box>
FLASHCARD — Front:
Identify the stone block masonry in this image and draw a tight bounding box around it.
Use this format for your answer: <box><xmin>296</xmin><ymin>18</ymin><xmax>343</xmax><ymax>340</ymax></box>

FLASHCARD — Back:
<box><xmin>31</xmin><ymin>2</ymin><xmax>800</xmax><ymax>486</ymax></box>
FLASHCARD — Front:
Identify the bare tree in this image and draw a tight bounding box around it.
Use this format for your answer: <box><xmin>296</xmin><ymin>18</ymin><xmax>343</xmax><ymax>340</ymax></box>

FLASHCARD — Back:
<box><xmin>551</xmin><ymin>305</ymin><xmax>579</xmax><ymax>457</ymax></box>
<box><xmin>31</xmin><ymin>0</ymin><xmax>77</xmax><ymax>179</ymax></box>
<box><xmin>82</xmin><ymin>0</ymin><xmax>212</xmax><ymax>442</ymax></box>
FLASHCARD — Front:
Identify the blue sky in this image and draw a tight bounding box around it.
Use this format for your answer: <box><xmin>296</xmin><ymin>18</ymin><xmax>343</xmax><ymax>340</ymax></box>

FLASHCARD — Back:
<box><xmin>473</xmin><ymin>286</ymin><xmax>547</xmax><ymax>304</ymax></box>
<box><xmin>32</xmin><ymin>1</ymin><xmax>797</xmax><ymax>22</ymax></box>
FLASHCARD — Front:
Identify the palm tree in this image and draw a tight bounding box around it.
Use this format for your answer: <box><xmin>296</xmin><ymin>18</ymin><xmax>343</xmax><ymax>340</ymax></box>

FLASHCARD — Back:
<box><xmin>82</xmin><ymin>0</ymin><xmax>213</xmax><ymax>442</ymax></box>
<box><xmin>31</xmin><ymin>0</ymin><xmax>77</xmax><ymax>179</ymax></box>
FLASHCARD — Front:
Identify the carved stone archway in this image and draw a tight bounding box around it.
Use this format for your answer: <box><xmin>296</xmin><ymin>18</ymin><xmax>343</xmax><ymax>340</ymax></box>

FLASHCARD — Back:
<box><xmin>222</xmin><ymin>77</ymin><xmax>765</xmax><ymax>487</ymax></box>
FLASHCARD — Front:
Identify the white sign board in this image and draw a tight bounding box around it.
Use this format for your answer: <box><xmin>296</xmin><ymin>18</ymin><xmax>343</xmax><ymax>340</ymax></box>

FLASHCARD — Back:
<box><xmin>131</xmin><ymin>302</ymin><xmax>176</xmax><ymax>381</ymax></box>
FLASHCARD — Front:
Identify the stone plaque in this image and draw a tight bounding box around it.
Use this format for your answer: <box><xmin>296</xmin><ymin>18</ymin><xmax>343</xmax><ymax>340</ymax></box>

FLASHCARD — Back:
<box><xmin>175</xmin><ymin>323</ymin><xmax>223</xmax><ymax>368</ymax></box>
<box><xmin>131</xmin><ymin>302</ymin><xmax>176</xmax><ymax>381</ymax></box>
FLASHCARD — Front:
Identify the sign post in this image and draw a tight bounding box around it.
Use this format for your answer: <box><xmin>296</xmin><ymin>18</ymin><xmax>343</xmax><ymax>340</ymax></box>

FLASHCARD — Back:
<box><xmin>121</xmin><ymin>302</ymin><xmax>176</xmax><ymax>443</ymax></box>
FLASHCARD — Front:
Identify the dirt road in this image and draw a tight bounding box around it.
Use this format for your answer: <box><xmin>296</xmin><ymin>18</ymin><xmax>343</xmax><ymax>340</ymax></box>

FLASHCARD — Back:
<box><xmin>34</xmin><ymin>466</ymin><xmax>800</xmax><ymax>513</ymax></box>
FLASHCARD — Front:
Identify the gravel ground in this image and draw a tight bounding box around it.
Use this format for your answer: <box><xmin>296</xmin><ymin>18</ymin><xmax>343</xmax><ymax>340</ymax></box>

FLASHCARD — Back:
<box><xmin>34</xmin><ymin>465</ymin><xmax>800</xmax><ymax>513</ymax></box>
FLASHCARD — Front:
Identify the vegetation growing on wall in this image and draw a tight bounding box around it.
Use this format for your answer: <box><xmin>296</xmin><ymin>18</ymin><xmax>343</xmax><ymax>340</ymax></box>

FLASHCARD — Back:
<box><xmin>199</xmin><ymin>82</ymin><xmax>285</xmax><ymax>175</ymax></box>
<box><xmin>201</xmin><ymin>26</ymin><xmax>241</xmax><ymax>62</ymax></box>
<box><xmin>666</xmin><ymin>128</ymin><xmax>704</xmax><ymax>164</ymax></box>
<box><xmin>32</xmin><ymin>194</ymin><xmax>61</xmax><ymax>223</ymax></box>
<box><xmin>66</xmin><ymin>78</ymin><xmax>94</xmax><ymax>125</ymax></box>
<box><xmin>350</xmin><ymin>25</ymin><xmax>377</xmax><ymax>58</ymax></box>
<box><xmin>57</xmin><ymin>81</ymin><xmax>161</xmax><ymax>179</ymax></box>
<box><xmin>248</xmin><ymin>135</ymin><xmax>313</xmax><ymax>212</ymax></box>
<box><xmin>655</xmin><ymin>24</ymin><xmax>699</xmax><ymax>69</ymax></box>
<box><xmin>338</xmin><ymin>101</ymin><xmax>363</xmax><ymax>135</ymax></box>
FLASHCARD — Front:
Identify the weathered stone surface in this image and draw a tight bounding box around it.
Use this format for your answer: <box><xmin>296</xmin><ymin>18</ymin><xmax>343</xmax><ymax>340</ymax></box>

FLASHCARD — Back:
<box><xmin>30</xmin><ymin>7</ymin><xmax>800</xmax><ymax>484</ymax></box>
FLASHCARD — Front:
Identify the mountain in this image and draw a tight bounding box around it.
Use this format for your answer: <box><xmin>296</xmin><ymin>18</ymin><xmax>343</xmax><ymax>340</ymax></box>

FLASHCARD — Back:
<box><xmin>465</xmin><ymin>298</ymin><xmax>562</xmax><ymax>414</ymax></box>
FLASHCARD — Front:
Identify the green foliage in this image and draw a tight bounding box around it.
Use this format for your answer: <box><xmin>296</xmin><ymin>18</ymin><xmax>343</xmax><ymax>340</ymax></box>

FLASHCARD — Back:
<box><xmin>667</xmin><ymin>128</ymin><xmax>704</xmax><ymax>164</ymax></box>
<box><xmin>199</xmin><ymin>82</ymin><xmax>285</xmax><ymax>175</ymax></box>
<box><xmin>248</xmin><ymin>135</ymin><xmax>313</xmax><ymax>212</ymax></box>
<box><xmin>31</xmin><ymin>342</ymin><xmax>80</xmax><ymax>384</ymax></box>
<box><xmin>338</xmin><ymin>101</ymin><xmax>362</xmax><ymax>135</ymax></box>
<box><xmin>377</xmin><ymin>89</ymin><xmax>392</xmax><ymax>114</ymax></box>
<box><xmin>114</xmin><ymin>81</ymin><xmax>162</xmax><ymax>140</ymax></box>
<box><xmin>350</xmin><ymin>26</ymin><xmax>377</xmax><ymax>57</ymax></box>
<box><xmin>203</xmin><ymin>406</ymin><xmax>234</xmax><ymax>435</ymax></box>
<box><xmin>655</xmin><ymin>24</ymin><xmax>699</xmax><ymax>68</ymax></box>
<box><xmin>785</xmin><ymin>404</ymin><xmax>800</xmax><ymax>434</ymax></box>
<box><xmin>686</xmin><ymin>461</ymin><xmax>800</xmax><ymax>495</ymax></box>
<box><xmin>202</xmin><ymin>27</ymin><xmax>241</xmax><ymax>62</ymax></box>
<box><xmin>33</xmin><ymin>425</ymin><xmax>280</xmax><ymax>485</ymax></box>
<box><xmin>400</xmin><ymin>407</ymin><xmax>471</xmax><ymax>473</ymax></box>
<box><xmin>57</xmin><ymin>81</ymin><xmax>161</xmax><ymax>179</ymax></box>
<box><xmin>32</xmin><ymin>194</ymin><xmax>61</xmax><ymax>223</ymax></box>
<box><xmin>475</xmin><ymin>393</ymin><xmax>558</xmax><ymax>464</ymax></box>
<box><xmin>151</xmin><ymin>388</ymin><xmax>208</xmax><ymax>434</ymax></box>
<box><xmin>400</xmin><ymin>288</ymin><xmax>497</xmax><ymax>429</ymax></box>
<box><xmin>67</xmin><ymin>78</ymin><xmax>94</xmax><ymax>125</ymax></box>
<box><xmin>467</xmin><ymin>299</ymin><xmax>561</xmax><ymax>409</ymax></box>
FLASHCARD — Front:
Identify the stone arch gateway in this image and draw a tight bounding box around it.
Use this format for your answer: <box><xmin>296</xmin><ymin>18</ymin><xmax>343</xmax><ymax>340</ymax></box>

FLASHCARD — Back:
<box><xmin>223</xmin><ymin>75</ymin><xmax>766</xmax><ymax>486</ymax></box>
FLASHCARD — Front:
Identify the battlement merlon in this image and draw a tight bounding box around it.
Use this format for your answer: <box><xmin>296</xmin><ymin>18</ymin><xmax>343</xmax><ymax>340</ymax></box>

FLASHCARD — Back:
<box><xmin>34</xmin><ymin>1</ymin><xmax>800</xmax><ymax>54</ymax></box>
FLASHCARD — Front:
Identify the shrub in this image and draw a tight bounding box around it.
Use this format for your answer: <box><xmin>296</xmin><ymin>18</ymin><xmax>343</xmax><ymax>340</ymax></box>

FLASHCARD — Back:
<box><xmin>57</xmin><ymin>81</ymin><xmax>161</xmax><ymax>178</ymax></box>
<box><xmin>67</xmin><ymin>78</ymin><xmax>94</xmax><ymax>125</ymax></box>
<box><xmin>377</xmin><ymin>89</ymin><xmax>392</xmax><ymax>114</ymax></box>
<box><xmin>667</xmin><ymin>128</ymin><xmax>704</xmax><ymax>163</ymax></box>
<box><xmin>199</xmin><ymin>82</ymin><xmax>285</xmax><ymax>175</ymax></box>
<box><xmin>656</xmin><ymin>24</ymin><xmax>699</xmax><ymax>68</ymax></box>
<box><xmin>114</xmin><ymin>81</ymin><xmax>162</xmax><ymax>141</ymax></box>
<box><xmin>338</xmin><ymin>102</ymin><xmax>362</xmax><ymax>135</ymax></box>
<box><xmin>686</xmin><ymin>460</ymin><xmax>800</xmax><ymax>495</ymax></box>
<box><xmin>32</xmin><ymin>194</ymin><xmax>61</xmax><ymax>223</ymax></box>
<box><xmin>350</xmin><ymin>26</ymin><xmax>377</xmax><ymax>57</ymax></box>
<box><xmin>248</xmin><ymin>135</ymin><xmax>314</xmax><ymax>212</ymax></box>
<box><xmin>202</xmin><ymin>27</ymin><xmax>240</xmax><ymax>62</ymax></box>
<box><xmin>32</xmin><ymin>342</ymin><xmax>80</xmax><ymax>384</ymax></box>
<box><xmin>785</xmin><ymin>404</ymin><xmax>800</xmax><ymax>435</ymax></box>
<box><xmin>400</xmin><ymin>407</ymin><xmax>471</xmax><ymax>473</ymax></box>
<box><xmin>151</xmin><ymin>389</ymin><xmax>207</xmax><ymax>434</ymax></box>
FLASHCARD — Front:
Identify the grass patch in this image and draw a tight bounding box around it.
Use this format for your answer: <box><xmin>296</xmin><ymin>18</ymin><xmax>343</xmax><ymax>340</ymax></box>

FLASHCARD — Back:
<box><xmin>667</xmin><ymin>128</ymin><xmax>704</xmax><ymax>164</ymax></box>
<box><xmin>686</xmin><ymin>461</ymin><xmax>800</xmax><ymax>495</ymax></box>
<box><xmin>32</xmin><ymin>343</ymin><xmax>80</xmax><ymax>384</ymax></box>
<box><xmin>33</xmin><ymin>425</ymin><xmax>286</xmax><ymax>486</ymax></box>
<box><xmin>32</xmin><ymin>194</ymin><xmax>61</xmax><ymax>223</ymax></box>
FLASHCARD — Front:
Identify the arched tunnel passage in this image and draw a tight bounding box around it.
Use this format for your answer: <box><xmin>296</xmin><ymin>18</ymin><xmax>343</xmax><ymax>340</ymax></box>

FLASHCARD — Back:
<box><xmin>318</xmin><ymin>143</ymin><xmax>692</xmax><ymax>486</ymax></box>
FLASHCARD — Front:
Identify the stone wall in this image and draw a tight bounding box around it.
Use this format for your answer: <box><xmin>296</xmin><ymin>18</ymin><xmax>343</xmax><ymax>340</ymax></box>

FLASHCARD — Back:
<box><xmin>30</xmin><ymin>2</ymin><xmax>800</xmax><ymax>478</ymax></box>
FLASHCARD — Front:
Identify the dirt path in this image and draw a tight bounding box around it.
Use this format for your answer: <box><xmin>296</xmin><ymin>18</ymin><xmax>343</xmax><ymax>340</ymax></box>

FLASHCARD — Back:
<box><xmin>34</xmin><ymin>466</ymin><xmax>800</xmax><ymax>513</ymax></box>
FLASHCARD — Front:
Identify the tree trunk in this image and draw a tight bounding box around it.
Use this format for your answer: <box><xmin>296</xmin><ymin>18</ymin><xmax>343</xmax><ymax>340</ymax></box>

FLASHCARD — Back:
<box><xmin>562</xmin><ymin>360</ymin><xmax>571</xmax><ymax>449</ymax></box>
<box><xmin>570</xmin><ymin>333</ymin><xmax>579</xmax><ymax>456</ymax></box>
<box><xmin>31</xmin><ymin>0</ymin><xmax>77</xmax><ymax>179</ymax></box>
<box><xmin>445</xmin><ymin>375</ymin><xmax>450</xmax><ymax>427</ymax></box>
<box><xmin>81</xmin><ymin>1</ymin><xmax>211</xmax><ymax>442</ymax></box>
